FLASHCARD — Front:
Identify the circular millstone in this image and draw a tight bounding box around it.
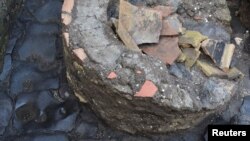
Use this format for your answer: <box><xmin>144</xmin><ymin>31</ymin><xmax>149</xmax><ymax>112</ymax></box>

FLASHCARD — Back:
<box><xmin>62</xmin><ymin>0</ymin><xmax>237</xmax><ymax>134</ymax></box>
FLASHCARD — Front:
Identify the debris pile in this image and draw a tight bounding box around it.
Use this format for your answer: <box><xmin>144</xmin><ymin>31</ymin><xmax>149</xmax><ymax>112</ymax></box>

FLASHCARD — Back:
<box><xmin>111</xmin><ymin>0</ymin><xmax>244</xmax><ymax>80</ymax></box>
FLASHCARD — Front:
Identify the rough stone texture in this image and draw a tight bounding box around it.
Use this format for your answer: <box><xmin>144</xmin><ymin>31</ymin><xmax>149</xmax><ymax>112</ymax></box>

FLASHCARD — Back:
<box><xmin>178</xmin><ymin>0</ymin><xmax>232</xmax><ymax>42</ymax></box>
<box><xmin>64</xmin><ymin>0</ymin><xmax>238</xmax><ymax>134</ymax></box>
<box><xmin>239</xmin><ymin>0</ymin><xmax>250</xmax><ymax>29</ymax></box>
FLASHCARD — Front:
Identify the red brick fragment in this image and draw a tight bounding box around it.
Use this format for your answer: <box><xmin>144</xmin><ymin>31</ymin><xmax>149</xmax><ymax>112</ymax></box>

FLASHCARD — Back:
<box><xmin>135</xmin><ymin>80</ymin><xmax>158</xmax><ymax>97</ymax></box>
<box><xmin>72</xmin><ymin>48</ymin><xmax>87</xmax><ymax>62</ymax></box>
<box><xmin>107</xmin><ymin>72</ymin><xmax>117</xmax><ymax>79</ymax></box>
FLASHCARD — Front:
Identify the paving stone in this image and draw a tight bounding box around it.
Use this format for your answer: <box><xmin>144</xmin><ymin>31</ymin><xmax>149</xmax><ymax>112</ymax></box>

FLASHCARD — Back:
<box><xmin>0</xmin><ymin>55</ymin><xmax>12</xmax><ymax>81</ymax></box>
<box><xmin>0</xmin><ymin>93</ymin><xmax>12</xmax><ymax>135</ymax></box>
<box><xmin>27</xmin><ymin>23</ymin><xmax>59</xmax><ymax>35</ymax></box>
<box><xmin>10</xmin><ymin>65</ymin><xmax>59</xmax><ymax>96</ymax></box>
<box><xmin>182</xmin><ymin>48</ymin><xmax>201</xmax><ymax>68</ymax></box>
<box><xmin>119</xmin><ymin>0</ymin><xmax>162</xmax><ymax>44</ymax></box>
<box><xmin>240</xmin><ymin>96</ymin><xmax>250</xmax><ymax>116</ymax></box>
<box><xmin>15</xmin><ymin>103</ymin><xmax>39</xmax><ymax>123</ymax></box>
<box><xmin>75</xmin><ymin>122</ymin><xmax>98</xmax><ymax>139</ymax></box>
<box><xmin>34</xmin><ymin>0</ymin><xmax>62</xmax><ymax>23</ymax></box>
<box><xmin>50</xmin><ymin>112</ymin><xmax>77</xmax><ymax>132</ymax></box>
<box><xmin>14</xmin><ymin>134</ymin><xmax>69</xmax><ymax>141</ymax></box>
<box><xmin>161</xmin><ymin>14</ymin><xmax>183</xmax><ymax>36</ymax></box>
<box><xmin>13</xmin><ymin>35</ymin><xmax>57</xmax><ymax>66</ymax></box>
<box><xmin>134</xmin><ymin>80</ymin><xmax>158</xmax><ymax>97</ymax></box>
<box><xmin>201</xmin><ymin>39</ymin><xmax>235</xmax><ymax>71</ymax></box>
<box><xmin>141</xmin><ymin>37</ymin><xmax>181</xmax><ymax>65</ymax></box>
<box><xmin>179</xmin><ymin>30</ymin><xmax>208</xmax><ymax>48</ymax></box>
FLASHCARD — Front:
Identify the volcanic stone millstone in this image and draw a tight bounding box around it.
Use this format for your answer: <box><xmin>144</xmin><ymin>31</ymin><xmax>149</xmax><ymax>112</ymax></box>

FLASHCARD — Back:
<box><xmin>63</xmin><ymin>0</ymin><xmax>237</xmax><ymax>134</ymax></box>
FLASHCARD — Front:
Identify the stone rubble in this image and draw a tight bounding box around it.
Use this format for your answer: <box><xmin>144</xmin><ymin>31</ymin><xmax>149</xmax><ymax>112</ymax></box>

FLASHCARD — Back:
<box><xmin>113</xmin><ymin>0</ymin><xmax>243</xmax><ymax>80</ymax></box>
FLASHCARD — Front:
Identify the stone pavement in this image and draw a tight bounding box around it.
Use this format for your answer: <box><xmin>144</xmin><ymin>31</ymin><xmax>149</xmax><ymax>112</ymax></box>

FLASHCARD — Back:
<box><xmin>0</xmin><ymin>0</ymin><xmax>249</xmax><ymax>141</ymax></box>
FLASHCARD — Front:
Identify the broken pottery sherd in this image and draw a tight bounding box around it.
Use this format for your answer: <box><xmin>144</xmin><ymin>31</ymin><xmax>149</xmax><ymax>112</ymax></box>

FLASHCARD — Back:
<box><xmin>182</xmin><ymin>47</ymin><xmax>201</xmax><ymax>68</ymax></box>
<box><xmin>196</xmin><ymin>60</ymin><xmax>227</xmax><ymax>78</ymax></box>
<box><xmin>201</xmin><ymin>39</ymin><xmax>235</xmax><ymax>71</ymax></box>
<box><xmin>119</xmin><ymin>0</ymin><xmax>162</xmax><ymax>45</ymax></box>
<box><xmin>140</xmin><ymin>37</ymin><xmax>181</xmax><ymax>65</ymax></box>
<box><xmin>179</xmin><ymin>30</ymin><xmax>208</xmax><ymax>48</ymax></box>
<box><xmin>161</xmin><ymin>14</ymin><xmax>183</xmax><ymax>36</ymax></box>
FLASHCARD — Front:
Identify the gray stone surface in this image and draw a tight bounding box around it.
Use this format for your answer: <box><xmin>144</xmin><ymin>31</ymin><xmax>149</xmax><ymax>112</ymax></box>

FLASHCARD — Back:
<box><xmin>201</xmin><ymin>79</ymin><xmax>236</xmax><ymax>109</ymax></box>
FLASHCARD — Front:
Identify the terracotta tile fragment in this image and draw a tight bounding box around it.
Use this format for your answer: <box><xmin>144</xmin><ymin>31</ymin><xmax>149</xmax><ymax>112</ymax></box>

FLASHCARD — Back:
<box><xmin>161</xmin><ymin>14</ymin><xmax>183</xmax><ymax>36</ymax></box>
<box><xmin>196</xmin><ymin>60</ymin><xmax>227</xmax><ymax>77</ymax></box>
<box><xmin>107</xmin><ymin>72</ymin><xmax>117</xmax><ymax>79</ymax></box>
<box><xmin>61</xmin><ymin>13</ymin><xmax>72</xmax><ymax>25</ymax></box>
<box><xmin>135</xmin><ymin>80</ymin><xmax>158</xmax><ymax>97</ymax></box>
<box><xmin>73</xmin><ymin>48</ymin><xmax>87</xmax><ymax>62</ymax></box>
<box><xmin>141</xmin><ymin>37</ymin><xmax>181</xmax><ymax>65</ymax></box>
<box><xmin>63</xmin><ymin>32</ymin><xmax>69</xmax><ymax>47</ymax></box>
<box><xmin>62</xmin><ymin>0</ymin><xmax>74</xmax><ymax>13</ymax></box>
<box><xmin>179</xmin><ymin>30</ymin><xmax>208</xmax><ymax>48</ymax></box>
<box><xmin>117</xmin><ymin>19</ymin><xmax>141</xmax><ymax>51</ymax></box>
<box><xmin>119</xmin><ymin>0</ymin><xmax>162</xmax><ymax>44</ymax></box>
<box><xmin>182</xmin><ymin>48</ymin><xmax>201</xmax><ymax>68</ymax></box>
